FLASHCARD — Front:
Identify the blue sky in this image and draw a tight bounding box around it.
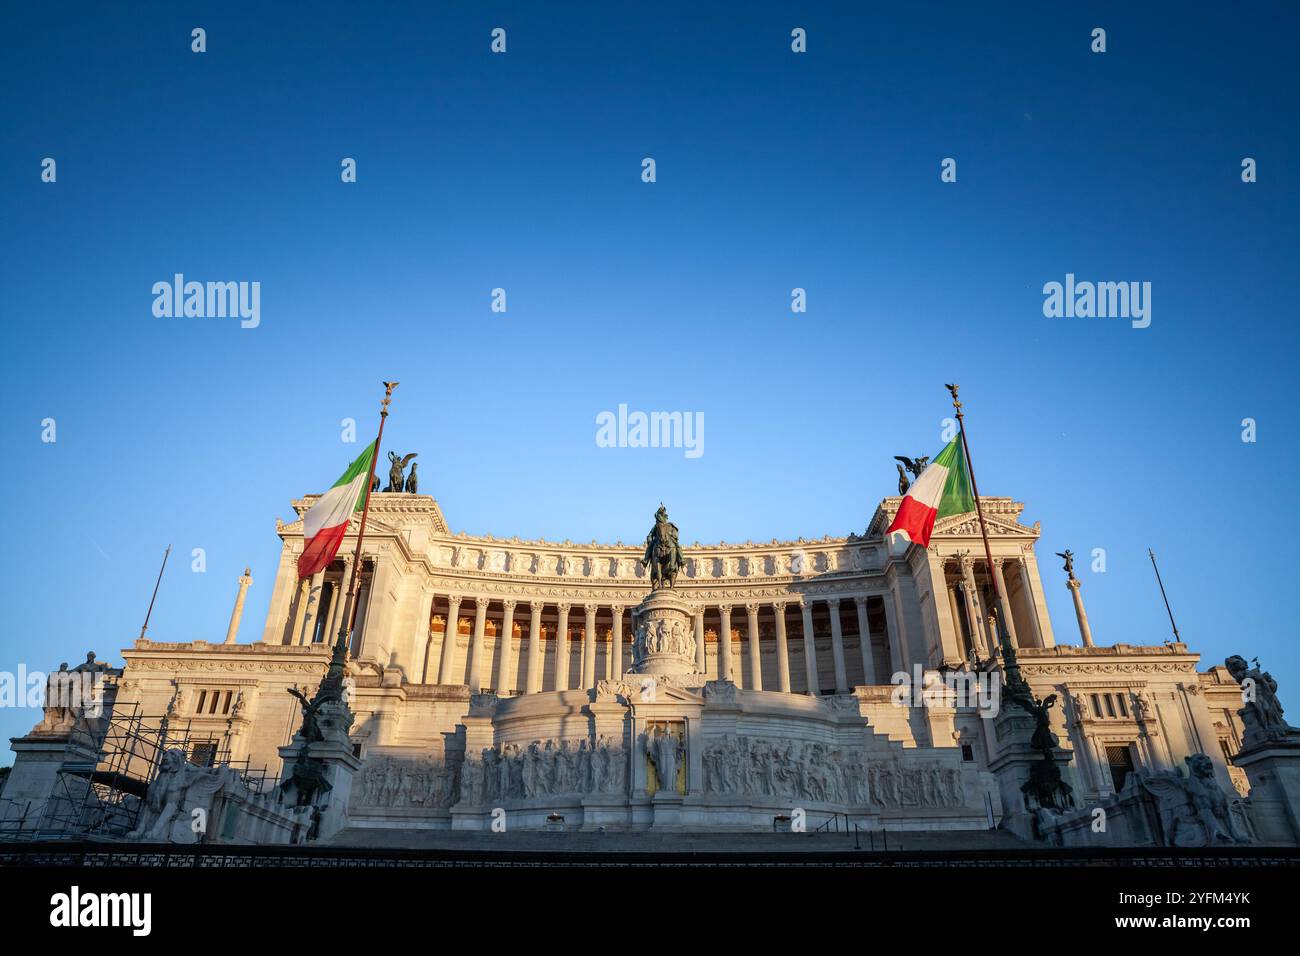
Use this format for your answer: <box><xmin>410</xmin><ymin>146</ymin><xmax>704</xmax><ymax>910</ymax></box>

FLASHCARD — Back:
<box><xmin>2</xmin><ymin>2</ymin><xmax>1297</xmax><ymax>758</ymax></box>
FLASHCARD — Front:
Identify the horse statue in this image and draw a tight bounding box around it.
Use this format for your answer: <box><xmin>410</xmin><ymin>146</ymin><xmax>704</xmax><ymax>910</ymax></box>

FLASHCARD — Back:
<box><xmin>640</xmin><ymin>504</ymin><xmax>684</xmax><ymax>590</ymax></box>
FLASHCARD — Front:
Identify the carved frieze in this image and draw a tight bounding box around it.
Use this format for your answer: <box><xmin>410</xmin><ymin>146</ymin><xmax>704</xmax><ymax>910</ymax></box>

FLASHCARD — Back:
<box><xmin>458</xmin><ymin>736</ymin><xmax>629</xmax><ymax>804</ymax></box>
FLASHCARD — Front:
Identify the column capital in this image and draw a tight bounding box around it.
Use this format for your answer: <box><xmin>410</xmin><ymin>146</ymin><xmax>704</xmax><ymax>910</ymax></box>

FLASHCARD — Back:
<box><xmin>583</xmin><ymin>602</ymin><xmax>599</xmax><ymax>614</ymax></box>
<box><xmin>718</xmin><ymin>604</ymin><xmax>732</xmax><ymax>615</ymax></box>
<box><xmin>447</xmin><ymin>594</ymin><xmax>463</xmax><ymax>608</ymax></box>
<box><xmin>827</xmin><ymin>597</ymin><xmax>841</xmax><ymax>609</ymax></box>
<box><xmin>557</xmin><ymin>602</ymin><xmax>571</xmax><ymax>613</ymax></box>
<box><xmin>502</xmin><ymin>598</ymin><xmax>518</xmax><ymax>611</ymax></box>
<box><xmin>853</xmin><ymin>595</ymin><xmax>868</xmax><ymax>609</ymax></box>
<box><xmin>771</xmin><ymin>600</ymin><xmax>789</xmax><ymax>611</ymax></box>
<box><xmin>1066</xmin><ymin>577</ymin><xmax>1082</xmax><ymax>592</ymax></box>
<box><xmin>475</xmin><ymin>596</ymin><xmax>490</xmax><ymax>609</ymax></box>
<box><xmin>745</xmin><ymin>602</ymin><xmax>761</xmax><ymax>614</ymax></box>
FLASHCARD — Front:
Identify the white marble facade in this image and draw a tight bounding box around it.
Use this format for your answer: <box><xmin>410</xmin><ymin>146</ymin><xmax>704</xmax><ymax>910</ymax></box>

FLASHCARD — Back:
<box><xmin>84</xmin><ymin>491</ymin><xmax>1253</xmax><ymax>834</ymax></box>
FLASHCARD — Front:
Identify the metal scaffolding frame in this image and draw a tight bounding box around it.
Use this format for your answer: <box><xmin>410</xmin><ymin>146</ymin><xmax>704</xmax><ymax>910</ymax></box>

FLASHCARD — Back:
<box><xmin>0</xmin><ymin>703</ymin><xmax>268</xmax><ymax>842</ymax></box>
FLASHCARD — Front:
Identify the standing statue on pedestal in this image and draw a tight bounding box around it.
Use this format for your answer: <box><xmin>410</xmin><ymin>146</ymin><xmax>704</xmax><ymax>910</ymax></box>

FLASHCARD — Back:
<box><xmin>640</xmin><ymin>504</ymin><xmax>684</xmax><ymax>590</ymax></box>
<box><xmin>645</xmin><ymin>724</ymin><xmax>682</xmax><ymax>793</ymax></box>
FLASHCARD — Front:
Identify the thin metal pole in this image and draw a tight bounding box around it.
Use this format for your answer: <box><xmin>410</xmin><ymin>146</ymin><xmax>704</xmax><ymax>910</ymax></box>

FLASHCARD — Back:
<box><xmin>1148</xmin><ymin>548</ymin><xmax>1181</xmax><ymax>642</ymax></box>
<box><xmin>946</xmin><ymin>385</ymin><xmax>1000</xmax><ymax>605</ymax></box>
<box><xmin>337</xmin><ymin>382</ymin><xmax>397</xmax><ymax>655</ymax></box>
<box><xmin>138</xmin><ymin>545</ymin><xmax>172</xmax><ymax>639</ymax></box>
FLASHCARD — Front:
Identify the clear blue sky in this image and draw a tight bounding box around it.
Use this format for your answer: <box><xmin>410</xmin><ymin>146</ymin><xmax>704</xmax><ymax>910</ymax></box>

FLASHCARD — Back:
<box><xmin>2</xmin><ymin>2</ymin><xmax>1297</xmax><ymax>759</ymax></box>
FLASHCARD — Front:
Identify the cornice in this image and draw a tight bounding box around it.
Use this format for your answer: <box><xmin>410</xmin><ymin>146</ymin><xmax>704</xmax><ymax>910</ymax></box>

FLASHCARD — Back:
<box><xmin>1017</xmin><ymin>644</ymin><xmax>1200</xmax><ymax>677</ymax></box>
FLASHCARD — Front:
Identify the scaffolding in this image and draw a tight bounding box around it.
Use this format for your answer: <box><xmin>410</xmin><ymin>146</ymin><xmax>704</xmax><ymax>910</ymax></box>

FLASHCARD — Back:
<box><xmin>0</xmin><ymin>702</ymin><xmax>269</xmax><ymax>842</ymax></box>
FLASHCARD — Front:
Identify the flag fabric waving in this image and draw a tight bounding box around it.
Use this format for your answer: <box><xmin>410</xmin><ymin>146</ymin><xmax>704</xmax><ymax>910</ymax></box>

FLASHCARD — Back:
<box><xmin>297</xmin><ymin>442</ymin><xmax>376</xmax><ymax>578</ymax></box>
<box><xmin>885</xmin><ymin>437</ymin><xmax>975</xmax><ymax>549</ymax></box>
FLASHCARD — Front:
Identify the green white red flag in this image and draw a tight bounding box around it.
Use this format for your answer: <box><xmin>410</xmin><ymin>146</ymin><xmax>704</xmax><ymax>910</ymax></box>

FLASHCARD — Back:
<box><xmin>885</xmin><ymin>438</ymin><xmax>975</xmax><ymax>549</ymax></box>
<box><xmin>297</xmin><ymin>442</ymin><xmax>376</xmax><ymax>578</ymax></box>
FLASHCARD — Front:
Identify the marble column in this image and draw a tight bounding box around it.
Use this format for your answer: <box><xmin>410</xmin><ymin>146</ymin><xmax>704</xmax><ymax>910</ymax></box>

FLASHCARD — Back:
<box><xmin>772</xmin><ymin>602</ymin><xmax>792</xmax><ymax>693</ymax></box>
<box><xmin>800</xmin><ymin>600</ymin><xmax>819</xmax><ymax>696</ymax></box>
<box><xmin>325</xmin><ymin>557</ymin><xmax>352</xmax><ymax>646</ymax></box>
<box><xmin>745</xmin><ymin>603</ymin><xmax>763</xmax><ymax>691</ymax></box>
<box><xmin>437</xmin><ymin>596</ymin><xmax>463</xmax><ymax>685</ymax></box>
<box><xmin>348</xmin><ymin>566</ymin><xmax>371</xmax><ymax>656</ymax></box>
<box><xmin>717</xmin><ymin>605</ymin><xmax>733</xmax><ymax>682</ymax></box>
<box><xmin>290</xmin><ymin>576</ymin><xmax>313</xmax><ymax>646</ymax></box>
<box><xmin>421</xmin><ymin>616</ymin><xmax>441</xmax><ymax>684</ymax></box>
<box><xmin>1016</xmin><ymin>557</ymin><xmax>1045</xmax><ymax>647</ymax></box>
<box><xmin>554</xmin><ymin>603</ymin><xmax>571</xmax><ymax>691</ymax></box>
<box><xmin>468</xmin><ymin>597</ymin><xmax>489</xmax><ymax>692</ymax></box>
<box><xmin>301</xmin><ymin>572</ymin><xmax>327</xmax><ymax>647</ymax></box>
<box><xmin>582</xmin><ymin>603</ymin><xmax>598</xmax><ymax>689</ymax></box>
<box><xmin>854</xmin><ymin>597</ymin><xmax>876</xmax><ymax>686</ymax></box>
<box><xmin>526</xmin><ymin>603</ymin><xmax>544</xmax><ymax>694</ymax></box>
<box><xmin>414</xmin><ymin>588</ymin><xmax>436</xmax><ymax>682</ymax></box>
<box><xmin>991</xmin><ymin>558</ymin><xmax>1019</xmax><ymax>647</ymax></box>
<box><xmin>1067</xmin><ymin>578</ymin><xmax>1095</xmax><ymax>647</ymax></box>
<box><xmin>694</xmin><ymin>610</ymin><xmax>706</xmax><ymax>674</ymax></box>
<box><xmin>880</xmin><ymin>588</ymin><xmax>905</xmax><ymax>674</ymax></box>
<box><xmin>611</xmin><ymin>606</ymin><xmax>624</xmax><ymax>677</ymax></box>
<box><xmin>947</xmin><ymin>582</ymin><xmax>967</xmax><ymax>657</ymax></box>
<box><xmin>958</xmin><ymin>555</ymin><xmax>990</xmax><ymax>657</ymax></box>
<box><xmin>496</xmin><ymin>599</ymin><xmax>517</xmax><ymax>695</ymax></box>
<box><xmin>827</xmin><ymin>598</ymin><xmax>848</xmax><ymax>693</ymax></box>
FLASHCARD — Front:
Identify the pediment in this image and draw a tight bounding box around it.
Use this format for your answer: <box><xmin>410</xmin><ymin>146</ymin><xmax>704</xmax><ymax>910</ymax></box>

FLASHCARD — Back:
<box><xmin>932</xmin><ymin>512</ymin><xmax>1039</xmax><ymax>538</ymax></box>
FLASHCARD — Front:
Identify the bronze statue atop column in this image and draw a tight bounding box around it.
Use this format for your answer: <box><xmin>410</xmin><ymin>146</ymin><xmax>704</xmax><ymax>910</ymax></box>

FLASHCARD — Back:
<box><xmin>1055</xmin><ymin>549</ymin><xmax>1077</xmax><ymax>581</ymax></box>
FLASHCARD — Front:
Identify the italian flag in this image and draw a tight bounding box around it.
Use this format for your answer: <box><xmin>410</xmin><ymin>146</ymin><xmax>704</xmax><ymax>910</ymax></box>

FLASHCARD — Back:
<box><xmin>297</xmin><ymin>442</ymin><xmax>376</xmax><ymax>579</ymax></box>
<box><xmin>886</xmin><ymin>438</ymin><xmax>975</xmax><ymax>550</ymax></box>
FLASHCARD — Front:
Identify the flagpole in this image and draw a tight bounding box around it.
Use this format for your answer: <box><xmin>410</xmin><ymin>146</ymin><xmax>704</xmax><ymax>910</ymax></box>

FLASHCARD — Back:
<box><xmin>945</xmin><ymin>384</ymin><xmax>1000</xmax><ymax>604</ymax></box>
<box><xmin>1148</xmin><ymin>548</ymin><xmax>1181</xmax><ymax>643</ymax></box>
<box><xmin>943</xmin><ymin>383</ymin><xmax>1030</xmax><ymax>692</ymax></box>
<box><xmin>138</xmin><ymin>544</ymin><xmax>172</xmax><ymax>640</ymax></box>
<box><xmin>313</xmin><ymin>383</ymin><xmax>396</xmax><ymax>701</ymax></box>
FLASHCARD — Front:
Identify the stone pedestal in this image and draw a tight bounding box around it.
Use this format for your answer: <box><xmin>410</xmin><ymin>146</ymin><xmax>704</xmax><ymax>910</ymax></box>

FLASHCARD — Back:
<box><xmin>1232</xmin><ymin>734</ymin><xmax>1300</xmax><ymax>846</ymax></box>
<box><xmin>3</xmin><ymin>733</ymin><xmax>100</xmax><ymax>834</ymax></box>
<box><xmin>987</xmin><ymin>707</ymin><xmax>1075</xmax><ymax>841</ymax></box>
<box><xmin>629</xmin><ymin>589</ymin><xmax>697</xmax><ymax>676</ymax></box>
<box><xmin>651</xmin><ymin>792</ymin><xmax>685</xmax><ymax>830</ymax></box>
<box><xmin>277</xmin><ymin>699</ymin><xmax>362</xmax><ymax>843</ymax></box>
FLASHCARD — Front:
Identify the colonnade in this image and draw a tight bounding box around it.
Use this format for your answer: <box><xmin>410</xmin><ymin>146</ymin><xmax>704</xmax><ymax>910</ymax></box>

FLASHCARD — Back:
<box><xmin>421</xmin><ymin>595</ymin><xmax>898</xmax><ymax>697</ymax></box>
<box><xmin>942</xmin><ymin>555</ymin><xmax>1045</xmax><ymax>659</ymax></box>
